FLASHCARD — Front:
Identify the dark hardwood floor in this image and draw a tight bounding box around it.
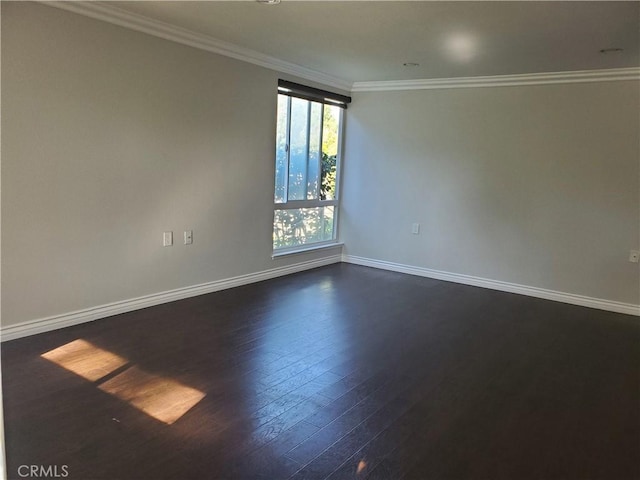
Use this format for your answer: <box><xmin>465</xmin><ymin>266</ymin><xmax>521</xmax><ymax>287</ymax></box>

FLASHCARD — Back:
<box><xmin>2</xmin><ymin>264</ymin><xmax>639</xmax><ymax>480</ymax></box>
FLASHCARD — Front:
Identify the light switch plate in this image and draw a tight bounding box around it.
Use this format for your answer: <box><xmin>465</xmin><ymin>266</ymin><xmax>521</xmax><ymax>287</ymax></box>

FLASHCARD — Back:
<box><xmin>163</xmin><ymin>231</ymin><xmax>173</xmax><ymax>247</ymax></box>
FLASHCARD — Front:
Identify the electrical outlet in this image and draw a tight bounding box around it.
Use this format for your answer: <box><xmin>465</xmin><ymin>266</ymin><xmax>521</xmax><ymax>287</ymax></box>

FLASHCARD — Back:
<box><xmin>184</xmin><ymin>230</ymin><xmax>193</xmax><ymax>245</ymax></box>
<box><xmin>629</xmin><ymin>250</ymin><xmax>640</xmax><ymax>263</ymax></box>
<box><xmin>163</xmin><ymin>231</ymin><xmax>173</xmax><ymax>247</ymax></box>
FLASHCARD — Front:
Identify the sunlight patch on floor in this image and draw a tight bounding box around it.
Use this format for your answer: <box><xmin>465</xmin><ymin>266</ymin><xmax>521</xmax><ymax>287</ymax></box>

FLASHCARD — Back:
<box><xmin>41</xmin><ymin>339</ymin><xmax>128</xmax><ymax>381</ymax></box>
<box><xmin>42</xmin><ymin>339</ymin><xmax>205</xmax><ymax>425</ymax></box>
<box><xmin>99</xmin><ymin>366</ymin><xmax>206</xmax><ymax>425</ymax></box>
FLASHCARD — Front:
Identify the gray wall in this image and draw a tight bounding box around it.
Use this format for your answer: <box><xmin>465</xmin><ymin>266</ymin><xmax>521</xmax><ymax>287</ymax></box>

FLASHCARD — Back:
<box><xmin>3</xmin><ymin>3</ymin><xmax>638</xmax><ymax>330</ymax></box>
<box><xmin>1</xmin><ymin>3</ymin><xmax>343</xmax><ymax>327</ymax></box>
<box><xmin>340</xmin><ymin>82</ymin><xmax>640</xmax><ymax>305</ymax></box>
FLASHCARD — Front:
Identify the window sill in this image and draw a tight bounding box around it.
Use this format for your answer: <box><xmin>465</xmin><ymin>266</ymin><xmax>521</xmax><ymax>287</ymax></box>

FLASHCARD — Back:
<box><xmin>272</xmin><ymin>242</ymin><xmax>344</xmax><ymax>259</ymax></box>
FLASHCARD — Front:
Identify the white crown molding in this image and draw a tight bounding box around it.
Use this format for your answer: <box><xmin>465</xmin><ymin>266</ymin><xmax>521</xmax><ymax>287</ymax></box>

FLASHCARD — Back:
<box><xmin>342</xmin><ymin>255</ymin><xmax>640</xmax><ymax>317</ymax></box>
<box><xmin>40</xmin><ymin>1</ymin><xmax>353</xmax><ymax>92</ymax></box>
<box><xmin>39</xmin><ymin>2</ymin><xmax>638</xmax><ymax>94</ymax></box>
<box><xmin>0</xmin><ymin>254</ymin><xmax>342</xmax><ymax>342</ymax></box>
<box><xmin>352</xmin><ymin>67</ymin><xmax>640</xmax><ymax>92</ymax></box>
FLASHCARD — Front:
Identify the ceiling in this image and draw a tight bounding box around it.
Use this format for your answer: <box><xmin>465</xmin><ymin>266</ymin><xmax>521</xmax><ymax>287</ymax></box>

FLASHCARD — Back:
<box><xmin>107</xmin><ymin>1</ymin><xmax>639</xmax><ymax>84</ymax></box>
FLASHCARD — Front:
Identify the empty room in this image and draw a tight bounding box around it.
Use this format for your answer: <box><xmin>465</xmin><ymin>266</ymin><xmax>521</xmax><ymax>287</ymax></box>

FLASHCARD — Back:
<box><xmin>1</xmin><ymin>1</ymin><xmax>639</xmax><ymax>479</ymax></box>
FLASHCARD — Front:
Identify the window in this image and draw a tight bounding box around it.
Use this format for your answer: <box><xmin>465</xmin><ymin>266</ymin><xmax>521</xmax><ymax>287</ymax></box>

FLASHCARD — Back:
<box><xmin>273</xmin><ymin>80</ymin><xmax>350</xmax><ymax>252</ymax></box>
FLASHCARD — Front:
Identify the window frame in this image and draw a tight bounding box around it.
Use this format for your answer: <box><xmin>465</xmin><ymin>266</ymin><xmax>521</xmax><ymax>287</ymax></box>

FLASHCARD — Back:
<box><xmin>272</xmin><ymin>89</ymin><xmax>346</xmax><ymax>254</ymax></box>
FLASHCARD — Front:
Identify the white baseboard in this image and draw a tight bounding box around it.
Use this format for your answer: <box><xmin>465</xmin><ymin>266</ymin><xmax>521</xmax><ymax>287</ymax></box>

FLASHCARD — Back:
<box><xmin>3</xmin><ymin>252</ymin><xmax>636</xmax><ymax>342</ymax></box>
<box><xmin>0</xmin><ymin>254</ymin><xmax>342</xmax><ymax>342</ymax></box>
<box><xmin>342</xmin><ymin>254</ymin><xmax>640</xmax><ymax>317</ymax></box>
